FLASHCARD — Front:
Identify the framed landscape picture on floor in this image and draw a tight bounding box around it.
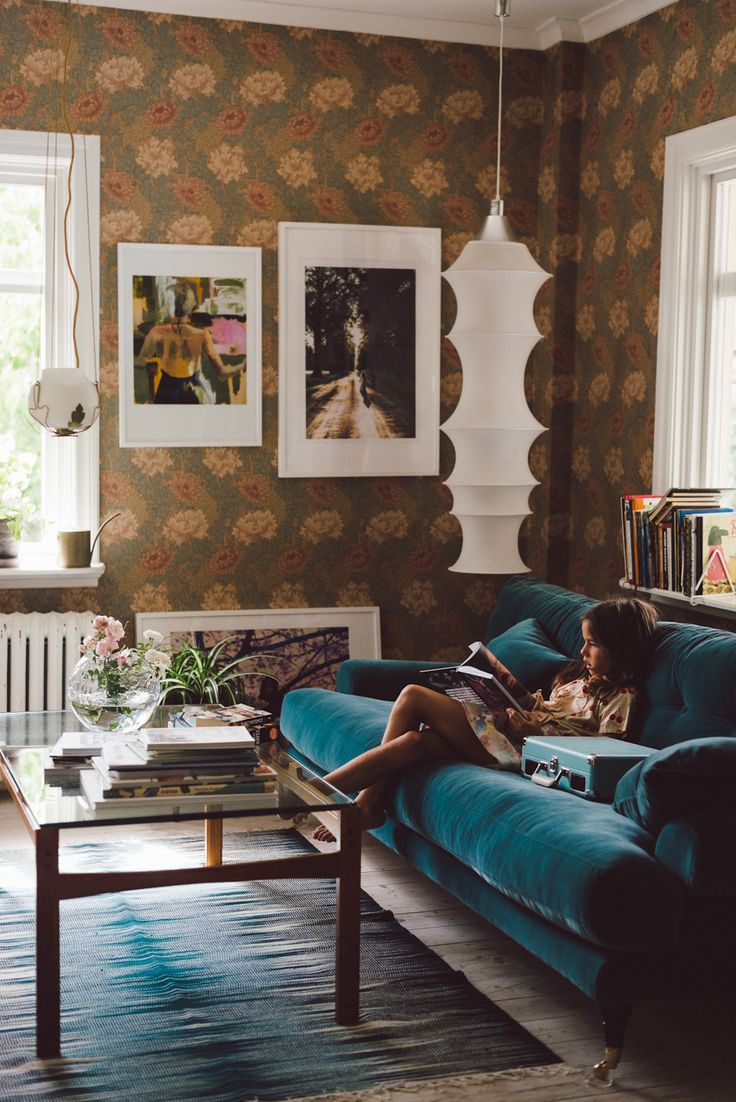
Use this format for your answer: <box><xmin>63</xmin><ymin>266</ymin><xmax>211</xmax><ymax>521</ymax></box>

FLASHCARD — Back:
<box><xmin>118</xmin><ymin>242</ymin><xmax>262</xmax><ymax>448</ymax></box>
<box><xmin>278</xmin><ymin>222</ymin><xmax>441</xmax><ymax>477</ymax></box>
<box><xmin>135</xmin><ymin>606</ymin><xmax>381</xmax><ymax>715</ymax></box>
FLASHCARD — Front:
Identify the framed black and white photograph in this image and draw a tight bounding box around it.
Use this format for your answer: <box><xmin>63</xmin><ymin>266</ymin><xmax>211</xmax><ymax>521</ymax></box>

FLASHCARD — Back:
<box><xmin>135</xmin><ymin>606</ymin><xmax>381</xmax><ymax>714</ymax></box>
<box><xmin>278</xmin><ymin>222</ymin><xmax>441</xmax><ymax>477</ymax></box>
<box><xmin>118</xmin><ymin>242</ymin><xmax>261</xmax><ymax>448</ymax></box>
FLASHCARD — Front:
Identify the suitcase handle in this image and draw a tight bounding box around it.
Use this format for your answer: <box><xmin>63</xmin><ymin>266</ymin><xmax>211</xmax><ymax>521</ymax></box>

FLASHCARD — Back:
<box><xmin>530</xmin><ymin>760</ymin><xmax>566</xmax><ymax>789</ymax></box>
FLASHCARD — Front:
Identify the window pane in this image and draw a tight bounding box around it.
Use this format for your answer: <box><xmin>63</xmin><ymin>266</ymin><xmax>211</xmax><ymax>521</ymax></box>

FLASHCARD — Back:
<box><xmin>0</xmin><ymin>290</ymin><xmax>42</xmax><ymax>539</ymax></box>
<box><xmin>0</xmin><ymin>182</ymin><xmax>44</xmax><ymax>271</ymax></box>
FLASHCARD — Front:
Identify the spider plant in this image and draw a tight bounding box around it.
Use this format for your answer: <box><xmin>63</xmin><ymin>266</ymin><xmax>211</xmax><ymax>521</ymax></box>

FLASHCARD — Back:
<box><xmin>159</xmin><ymin>637</ymin><xmax>277</xmax><ymax>705</ymax></box>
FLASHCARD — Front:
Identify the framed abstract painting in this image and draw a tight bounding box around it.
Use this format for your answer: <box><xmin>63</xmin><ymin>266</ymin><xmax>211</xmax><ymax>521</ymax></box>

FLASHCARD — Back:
<box><xmin>118</xmin><ymin>242</ymin><xmax>261</xmax><ymax>447</ymax></box>
<box><xmin>135</xmin><ymin>606</ymin><xmax>381</xmax><ymax>715</ymax></box>
<box><xmin>278</xmin><ymin>222</ymin><xmax>441</xmax><ymax>477</ymax></box>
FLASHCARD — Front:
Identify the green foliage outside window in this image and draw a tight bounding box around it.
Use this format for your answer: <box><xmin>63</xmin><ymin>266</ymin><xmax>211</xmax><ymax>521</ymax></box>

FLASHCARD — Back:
<box><xmin>0</xmin><ymin>183</ymin><xmax>43</xmax><ymax>538</ymax></box>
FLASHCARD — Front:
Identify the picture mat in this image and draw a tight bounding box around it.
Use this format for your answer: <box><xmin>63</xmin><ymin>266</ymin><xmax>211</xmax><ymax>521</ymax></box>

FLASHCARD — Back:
<box><xmin>136</xmin><ymin>608</ymin><xmax>381</xmax><ymax>710</ymax></box>
<box><xmin>118</xmin><ymin>243</ymin><xmax>262</xmax><ymax>448</ymax></box>
<box><xmin>279</xmin><ymin>222</ymin><xmax>441</xmax><ymax>477</ymax></box>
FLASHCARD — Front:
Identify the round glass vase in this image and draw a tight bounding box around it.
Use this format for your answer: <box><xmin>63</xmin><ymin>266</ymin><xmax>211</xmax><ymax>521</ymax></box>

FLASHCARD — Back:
<box><xmin>67</xmin><ymin>652</ymin><xmax>160</xmax><ymax>735</ymax></box>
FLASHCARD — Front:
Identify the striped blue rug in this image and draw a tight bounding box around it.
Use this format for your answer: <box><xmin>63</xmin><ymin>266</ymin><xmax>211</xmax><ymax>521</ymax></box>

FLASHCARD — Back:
<box><xmin>0</xmin><ymin>829</ymin><xmax>559</xmax><ymax>1101</ymax></box>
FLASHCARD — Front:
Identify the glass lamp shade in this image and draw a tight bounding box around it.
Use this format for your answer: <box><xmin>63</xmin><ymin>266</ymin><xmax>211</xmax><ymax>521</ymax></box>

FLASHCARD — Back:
<box><xmin>442</xmin><ymin>223</ymin><xmax>551</xmax><ymax>574</ymax></box>
<box><xmin>28</xmin><ymin>368</ymin><xmax>100</xmax><ymax>436</ymax></box>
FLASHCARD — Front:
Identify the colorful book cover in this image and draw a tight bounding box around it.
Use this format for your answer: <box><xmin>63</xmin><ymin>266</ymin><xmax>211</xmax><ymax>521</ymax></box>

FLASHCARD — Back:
<box><xmin>700</xmin><ymin>513</ymin><xmax>736</xmax><ymax>595</ymax></box>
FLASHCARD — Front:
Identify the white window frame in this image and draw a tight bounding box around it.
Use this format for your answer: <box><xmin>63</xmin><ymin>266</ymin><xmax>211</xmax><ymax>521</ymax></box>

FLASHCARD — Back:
<box><xmin>655</xmin><ymin>116</ymin><xmax>736</xmax><ymax>492</ymax></box>
<box><xmin>0</xmin><ymin>128</ymin><xmax>101</xmax><ymax>589</ymax></box>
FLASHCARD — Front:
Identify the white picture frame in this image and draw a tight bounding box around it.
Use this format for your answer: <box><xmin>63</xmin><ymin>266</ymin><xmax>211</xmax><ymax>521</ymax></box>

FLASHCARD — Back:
<box><xmin>136</xmin><ymin>606</ymin><xmax>381</xmax><ymax>712</ymax></box>
<box><xmin>118</xmin><ymin>242</ymin><xmax>262</xmax><ymax>448</ymax></box>
<box><xmin>278</xmin><ymin>222</ymin><xmax>441</xmax><ymax>477</ymax></box>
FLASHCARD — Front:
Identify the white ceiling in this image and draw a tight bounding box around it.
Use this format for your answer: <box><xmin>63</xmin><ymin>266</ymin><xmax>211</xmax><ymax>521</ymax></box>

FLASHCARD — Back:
<box><xmin>64</xmin><ymin>0</ymin><xmax>677</xmax><ymax>50</ymax></box>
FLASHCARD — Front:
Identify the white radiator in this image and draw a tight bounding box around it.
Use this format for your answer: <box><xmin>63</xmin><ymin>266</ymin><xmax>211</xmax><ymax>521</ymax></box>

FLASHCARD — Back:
<box><xmin>0</xmin><ymin>611</ymin><xmax>95</xmax><ymax>712</ymax></box>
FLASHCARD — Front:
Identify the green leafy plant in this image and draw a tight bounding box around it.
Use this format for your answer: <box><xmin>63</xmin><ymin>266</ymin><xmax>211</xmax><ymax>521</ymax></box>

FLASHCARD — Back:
<box><xmin>0</xmin><ymin>433</ymin><xmax>38</xmax><ymax>540</ymax></box>
<box><xmin>159</xmin><ymin>637</ymin><xmax>277</xmax><ymax>705</ymax></box>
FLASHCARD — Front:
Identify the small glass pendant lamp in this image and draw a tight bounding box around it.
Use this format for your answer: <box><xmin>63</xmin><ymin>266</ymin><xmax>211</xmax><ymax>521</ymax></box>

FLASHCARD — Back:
<box><xmin>27</xmin><ymin>0</ymin><xmax>99</xmax><ymax>437</ymax></box>
<box><xmin>441</xmin><ymin>0</ymin><xmax>551</xmax><ymax>574</ymax></box>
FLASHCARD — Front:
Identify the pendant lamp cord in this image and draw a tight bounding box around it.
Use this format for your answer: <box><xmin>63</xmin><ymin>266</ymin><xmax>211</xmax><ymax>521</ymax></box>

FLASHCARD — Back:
<box><xmin>61</xmin><ymin>0</ymin><xmax>81</xmax><ymax>372</ymax></box>
<box><xmin>495</xmin><ymin>7</ymin><xmax>504</xmax><ymax>203</ymax></box>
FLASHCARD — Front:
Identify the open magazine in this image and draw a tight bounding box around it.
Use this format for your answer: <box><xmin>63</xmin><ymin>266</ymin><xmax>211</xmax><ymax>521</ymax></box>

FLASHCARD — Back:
<box><xmin>421</xmin><ymin>641</ymin><xmax>532</xmax><ymax>720</ymax></box>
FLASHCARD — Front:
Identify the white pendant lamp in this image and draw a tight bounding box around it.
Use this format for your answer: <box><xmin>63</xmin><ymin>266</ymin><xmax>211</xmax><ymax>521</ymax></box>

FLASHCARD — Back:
<box><xmin>27</xmin><ymin>0</ymin><xmax>99</xmax><ymax>437</ymax></box>
<box><xmin>441</xmin><ymin>0</ymin><xmax>551</xmax><ymax>574</ymax></box>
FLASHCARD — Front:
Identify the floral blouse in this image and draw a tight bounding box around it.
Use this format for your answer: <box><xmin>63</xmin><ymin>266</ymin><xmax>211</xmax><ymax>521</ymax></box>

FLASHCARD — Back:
<box><xmin>462</xmin><ymin>679</ymin><xmax>637</xmax><ymax>770</ymax></box>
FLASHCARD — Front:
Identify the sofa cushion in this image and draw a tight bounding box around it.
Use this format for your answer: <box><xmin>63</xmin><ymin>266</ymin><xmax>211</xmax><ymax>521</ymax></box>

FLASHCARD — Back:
<box><xmin>613</xmin><ymin>737</ymin><xmax>736</xmax><ymax>835</ymax></box>
<box><xmin>281</xmin><ymin>686</ymin><xmax>392</xmax><ymax>775</ymax></box>
<box><xmin>655</xmin><ymin>812</ymin><xmax>736</xmax><ymax>897</ymax></box>
<box><xmin>484</xmin><ymin>576</ymin><xmax>594</xmax><ymax>659</ymax></box>
<box><xmin>390</xmin><ymin>764</ymin><xmax>682</xmax><ymax>952</ymax></box>
<box><xmin>281</xmin><ymin>687</ymin><xmax>684</xmax><ymax>952</ymax></box>
<box><xmin>487</xmin><ymin>617</ymin><xmax>569</xmax><ymax>695</ymax></box>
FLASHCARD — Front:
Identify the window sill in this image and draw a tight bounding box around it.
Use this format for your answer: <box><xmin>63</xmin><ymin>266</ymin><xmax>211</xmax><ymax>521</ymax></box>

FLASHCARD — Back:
<box><xmin>0</xmin><ymin>557</ymin><xmax>105</xmax><ymax>589</ymax></box>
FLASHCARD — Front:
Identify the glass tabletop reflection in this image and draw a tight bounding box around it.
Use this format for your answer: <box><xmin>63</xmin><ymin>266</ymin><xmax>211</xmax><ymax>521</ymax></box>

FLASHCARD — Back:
<box><xmin>0</xmin><ymin>709</ymin><xmax>351</xmax><ymax>830</ymax></box>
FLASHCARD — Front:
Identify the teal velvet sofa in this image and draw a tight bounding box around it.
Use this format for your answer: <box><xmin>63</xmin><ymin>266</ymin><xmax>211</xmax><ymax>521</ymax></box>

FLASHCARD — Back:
<box><xmin>280</xmin><ymin>576</ymin><xmax>736</xmax><ymax>1078</ymax></box>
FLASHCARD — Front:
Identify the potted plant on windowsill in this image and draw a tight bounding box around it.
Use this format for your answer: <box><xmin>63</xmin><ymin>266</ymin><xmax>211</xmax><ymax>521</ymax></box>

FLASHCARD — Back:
<box><xmin>0</xmin><ymin>437</ymin><xmax>38</xmax><ymax>564</ymax></box>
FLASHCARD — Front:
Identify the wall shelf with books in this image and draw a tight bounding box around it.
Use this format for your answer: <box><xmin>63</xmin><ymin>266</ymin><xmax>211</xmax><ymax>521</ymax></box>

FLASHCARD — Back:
<box><xmin>620</xmin><ymin>488</ymin><xmax>736</xmax><ymax>611</ymax></box>
<box><xmin>619</xmin><ymin>578</ymin><xmax>736</xmax><ymax>622</ymax></box>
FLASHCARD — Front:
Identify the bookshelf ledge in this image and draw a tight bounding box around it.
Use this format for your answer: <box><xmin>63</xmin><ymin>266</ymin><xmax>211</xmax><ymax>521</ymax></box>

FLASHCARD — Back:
<box><xmin>619</xmin><ymin>579</ymin><xmax>736</xmax><ymax>620</ymax></box>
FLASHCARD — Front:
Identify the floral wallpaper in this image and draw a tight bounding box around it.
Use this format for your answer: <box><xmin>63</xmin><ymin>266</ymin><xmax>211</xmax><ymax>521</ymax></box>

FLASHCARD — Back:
<box><xmin>557</xmin><ymin>0</ymin><xmax>736</xmax><ymax>599</ymax></box>
<box><xmin>0</xmin><ymin>2</ymin><xmax>546</xmax><ymax>659</ymax></box>
<box><xmin>3</xmin><ymin>0</ymin><xmax>732</xmax><ymax>661</ymax></box>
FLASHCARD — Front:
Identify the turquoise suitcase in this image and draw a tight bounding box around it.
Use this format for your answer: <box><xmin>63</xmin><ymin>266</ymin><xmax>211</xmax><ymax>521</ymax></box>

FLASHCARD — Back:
<box><xmin>520</xmin><ymin>735</ymin><xmax>655</xmax><ymax>802</ymax></box>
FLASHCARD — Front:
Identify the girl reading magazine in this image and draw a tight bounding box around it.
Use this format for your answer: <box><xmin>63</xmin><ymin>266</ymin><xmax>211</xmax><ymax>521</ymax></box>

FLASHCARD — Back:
<box><xmin>313</xmin><ymin>597</ymin><xmax>658</xmax><ymax>841</ymax></box>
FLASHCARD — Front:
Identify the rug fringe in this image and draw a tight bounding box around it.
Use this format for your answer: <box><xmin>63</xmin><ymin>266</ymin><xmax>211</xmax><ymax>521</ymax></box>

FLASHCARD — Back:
<box><xmin>274</xmin><ymin>1064</ymin><xmax>583</xmax><ymax>1102</ymax></box>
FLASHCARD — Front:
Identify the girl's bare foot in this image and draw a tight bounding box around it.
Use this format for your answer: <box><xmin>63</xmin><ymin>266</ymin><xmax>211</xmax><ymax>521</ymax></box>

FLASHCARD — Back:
<box><xmin>311</xmin><ymin>800</ymin><xmax>387</xmax><ymax>844</ymax></box>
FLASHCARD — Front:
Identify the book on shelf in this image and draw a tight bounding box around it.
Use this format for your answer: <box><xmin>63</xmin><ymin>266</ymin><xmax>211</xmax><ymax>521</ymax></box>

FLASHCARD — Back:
<box><xmin>646</xmin><ymin>487</ymin><xmax>722</xmax><ymax>527</ymax></box>
<box><xmin>78</xmin><ymin>768</ymin><xmax>279</xmax><ymax>816</ymax></box>
<box><xmin>688</xmin><ymin>512</ymin><xmax>736</xmax><ymax>596</ymax></box>
<box><xmin>620</xmin><ymin>494</ymin><xmax>661</xmax><ymax>585</ymax></box>
<box><xmin>421</xmin><ymin>641</ymin><xmax>531</xmax><ymax>719</ymax></box>
<box><xmin>620</xmin><ymin>488</ymin><xmax>731</xmax><ymax>594</ymax></box>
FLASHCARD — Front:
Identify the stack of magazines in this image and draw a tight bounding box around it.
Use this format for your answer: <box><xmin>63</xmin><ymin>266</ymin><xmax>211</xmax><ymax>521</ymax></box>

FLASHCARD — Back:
<box><xmin>78</xmin><ymin>727</ymin><xmax>278</xmax><ymax>818</ymax></box>
<box><xmin>169</xmin><ymin>703</ymin><xmax>277</xmax><ymax>743</ymax></box>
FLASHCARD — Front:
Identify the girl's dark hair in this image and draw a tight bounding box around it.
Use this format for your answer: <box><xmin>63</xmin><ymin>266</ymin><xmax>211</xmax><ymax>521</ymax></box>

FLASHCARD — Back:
<box><xmin>554</xmin><ymin>596</ymin><xmax>659</xmax><ymax>698</ymax></box>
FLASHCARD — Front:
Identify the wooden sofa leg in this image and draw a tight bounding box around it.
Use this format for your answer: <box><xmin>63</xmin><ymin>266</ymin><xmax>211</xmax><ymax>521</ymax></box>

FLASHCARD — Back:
<box><xmin>588</xmin><ymin>1003</ymin><xmax>632</xmax><ymax>1088</ymax></box>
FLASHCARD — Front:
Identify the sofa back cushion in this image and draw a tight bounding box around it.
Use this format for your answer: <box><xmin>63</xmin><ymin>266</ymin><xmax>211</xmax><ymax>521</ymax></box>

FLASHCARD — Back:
<box><xmin>487</xmin><ymin>577</ymin><xmax>736</xmax><ymax>752</ymax></box>
<box><xmin>485</xmin><ymin>576</ymin><xmax>594</xmax><ymax>659</ymax></box>
<box><xmin>639</xmin><ymin>622</ymin><xmax>736</xmax><ymax>749</ymax></box>
<box><xmin>486</xmin><ymin>617</ymin><xmax>570</xmax><ymax>696</ymax></box>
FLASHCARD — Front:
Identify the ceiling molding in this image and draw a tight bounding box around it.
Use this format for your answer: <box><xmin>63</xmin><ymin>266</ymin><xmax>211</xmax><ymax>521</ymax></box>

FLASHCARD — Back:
<box><xmin>54</xmin><ymin>0</ymin><xmax>676</xmax><ymax>51</ymax></box>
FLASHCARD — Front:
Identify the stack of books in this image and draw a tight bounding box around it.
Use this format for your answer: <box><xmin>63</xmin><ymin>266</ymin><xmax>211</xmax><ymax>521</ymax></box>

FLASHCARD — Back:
<box><xmin>621</xmin><ymin>487</ymin><xmax>735</xmax><ymax>596</ymax></box>
<box><xmin>78</xmin><ymin>726</ymin><xmax>279</xmax><ymax>818</ymax></box>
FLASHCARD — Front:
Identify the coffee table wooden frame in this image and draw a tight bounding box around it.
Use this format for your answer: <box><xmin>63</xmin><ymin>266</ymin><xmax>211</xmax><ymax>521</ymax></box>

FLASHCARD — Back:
<box><xmin>0</xmin><ymin>748</ymin><xmax>361</xmax><ymax>1059</ymax></box>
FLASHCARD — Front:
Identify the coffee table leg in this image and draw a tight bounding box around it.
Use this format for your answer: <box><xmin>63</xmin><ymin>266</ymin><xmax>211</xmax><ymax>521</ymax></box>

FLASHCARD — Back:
<box><xmin>36</xmin><ymin>827</ymin><xmax>61</xmax><ymax>1058</ymax></box>
<box><xmin>335</xmin><ymin>802</ymin><xmax>361</xmax><ymax>1025</ymax></box>
<box><xmin>205</xmin><ymin>817</ymin><xmax>223</xmax><ymax>866</ymax></box>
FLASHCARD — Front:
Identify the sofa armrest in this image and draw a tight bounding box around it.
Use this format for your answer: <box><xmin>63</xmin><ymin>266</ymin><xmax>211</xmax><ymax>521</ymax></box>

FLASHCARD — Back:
<box><xmin>655</xmin><ymin>811</ymin><xmax>736</xmax><ymax>896</ymax></box>
<box><xmin>336</xmin><ymin>658</ymin><xmax>446</xmax><ymax>701</ymax></box>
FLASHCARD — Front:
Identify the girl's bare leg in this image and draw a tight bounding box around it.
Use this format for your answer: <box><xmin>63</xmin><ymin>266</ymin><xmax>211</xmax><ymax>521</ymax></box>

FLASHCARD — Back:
<box><xmin>313</xmin><ymin>685</ymin><xmax>493</xmax><ymax>841</ymax></box>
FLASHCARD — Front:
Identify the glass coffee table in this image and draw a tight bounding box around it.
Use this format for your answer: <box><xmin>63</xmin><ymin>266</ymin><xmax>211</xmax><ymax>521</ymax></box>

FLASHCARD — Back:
<box><xmin>0</xmin><ymin>710</ymin><xmax>361</xmax><ymax>1058</ymax></box>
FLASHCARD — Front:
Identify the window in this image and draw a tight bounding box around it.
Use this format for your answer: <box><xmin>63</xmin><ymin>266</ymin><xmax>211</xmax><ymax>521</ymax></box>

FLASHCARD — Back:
<box><xmin>0</xmin><ymin>129</ymin><xmax>100</xmax><ymax>587</ymax></box>
<box><xmin>655</xmin><ymin>117</ymin><xmax>736</xmax><ymax>492</ymax></box>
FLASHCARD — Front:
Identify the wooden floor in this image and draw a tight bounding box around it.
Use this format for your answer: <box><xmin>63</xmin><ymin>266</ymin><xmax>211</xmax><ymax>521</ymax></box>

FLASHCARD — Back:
<box><xmin>1</xmin><ymin>796</ymin><xmax>732</xmax><ymax>1102</ymax></box>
